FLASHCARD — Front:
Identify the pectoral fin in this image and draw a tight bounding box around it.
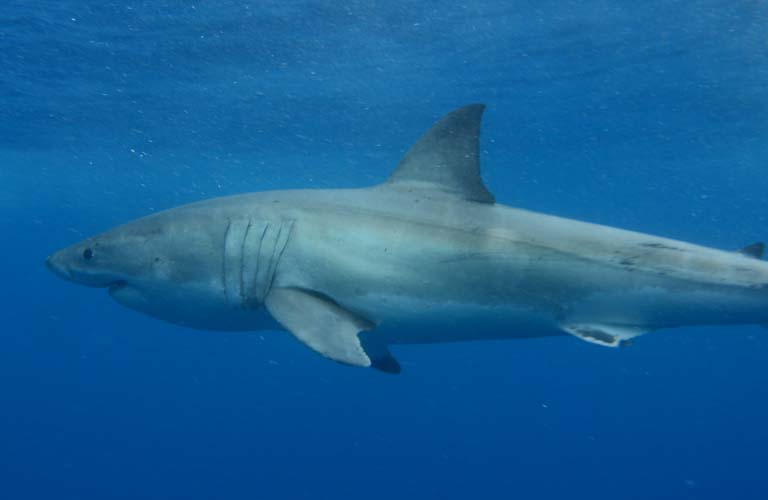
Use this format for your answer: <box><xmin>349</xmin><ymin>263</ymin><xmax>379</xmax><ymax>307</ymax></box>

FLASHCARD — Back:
<box><xmin>561</xmin><ymin>323</ymin><xmax>650</xmax><ymax>347</ymax></box>
<box><xmin>265</xmin><ymin>287</ymin><xmax>400</xmax><ymax>373</ymax></box>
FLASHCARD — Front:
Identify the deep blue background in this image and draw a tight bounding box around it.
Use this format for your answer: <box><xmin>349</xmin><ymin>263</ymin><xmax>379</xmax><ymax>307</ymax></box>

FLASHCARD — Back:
<box><xmin>2</xmin><ymin>1</ymin><xmax>768</xmax><ymax>498</ymax></box>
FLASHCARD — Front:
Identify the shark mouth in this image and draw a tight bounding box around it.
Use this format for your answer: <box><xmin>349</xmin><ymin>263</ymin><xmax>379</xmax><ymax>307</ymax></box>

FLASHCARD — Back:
<box><xmin>108</xmin><ymin>280</ymin><xmax>128</xmax><ymax>294</ymax></box>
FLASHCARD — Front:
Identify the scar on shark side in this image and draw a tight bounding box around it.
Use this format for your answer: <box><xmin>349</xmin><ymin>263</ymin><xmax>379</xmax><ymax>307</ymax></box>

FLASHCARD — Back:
<box><xmin>47</xmin><ymin>104</ymin><xmax>768</xmax><ymax>373</ymax></box>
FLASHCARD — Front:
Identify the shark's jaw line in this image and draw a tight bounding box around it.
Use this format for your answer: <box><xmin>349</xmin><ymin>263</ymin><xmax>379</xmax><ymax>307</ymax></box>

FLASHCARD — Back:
<box><xmin>108</xmin><ymin>280</ymin><xmax>128</xmax><ymax>294</ymax></box>
<box><xmin>45</xmin><ymin>104</ymin><xmax>768</xmax><ymax>373</ymax></box>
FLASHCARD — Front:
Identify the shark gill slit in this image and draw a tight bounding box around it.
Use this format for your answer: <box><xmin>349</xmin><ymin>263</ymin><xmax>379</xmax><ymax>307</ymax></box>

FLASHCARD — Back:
<box><xmin>222</xmin><ymin>219</ymin><xmax>232</xmax><ymax>304</ymax></box>
<box><xmin>268</xmin><ymin>220</ymin><xmax>295</xmax><ymax>296</ymax></box>
<box><xmin>253</xmin><ymin>221</ymin><xmax>270</xmax><ymax>304</ymax></box>
<box><xmin>243</xmin><ymin>221</ymin><xmax>269</xmax><ymax>308</ymax></box>
<box><xmin>222</xmin><ymin>217</ymin><xmax>253</xmax><ymax>307</ymax></box>
<box><xmin>238</xmin><ymin>219</ymin><xmax>252</xmax><ymax>307</ymax></box>
<box><xmin>262</xmin><ymin>223</ymin><xmax>285</xmax><ymax>301</ymax></box>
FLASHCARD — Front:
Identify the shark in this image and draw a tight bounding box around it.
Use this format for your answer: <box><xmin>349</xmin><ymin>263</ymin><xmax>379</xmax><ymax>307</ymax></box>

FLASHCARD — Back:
<box><xmin>46</xmin><ymin>104</ymin><xmax>768</xmax><ymax>373</ymax></box>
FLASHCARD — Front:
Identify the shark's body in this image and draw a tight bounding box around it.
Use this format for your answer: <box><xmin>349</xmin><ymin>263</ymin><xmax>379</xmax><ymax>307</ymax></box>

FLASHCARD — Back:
<box><xmin>47</xmin><ymin>105</ymin><xmax>768</xmax><ymax>372</ymax></box>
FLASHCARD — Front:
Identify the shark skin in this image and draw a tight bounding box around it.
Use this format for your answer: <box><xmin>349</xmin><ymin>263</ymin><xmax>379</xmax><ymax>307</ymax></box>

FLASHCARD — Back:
<box><xmin>46</xmin><ymin>104</ymin><xmax>768</xmax><ymax>373</ymax></box>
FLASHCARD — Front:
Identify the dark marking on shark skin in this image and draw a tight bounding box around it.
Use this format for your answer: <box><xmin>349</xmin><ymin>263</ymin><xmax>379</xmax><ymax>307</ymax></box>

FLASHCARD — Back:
<box><xmin>740</xmin><ymin>242</ymin><xmax>765</xmax><ymax>259</ymax></box>
<box><xmin>639</xmin><ymin>242</ymin><xmax>686</xmax><ymax>252</ymax></box>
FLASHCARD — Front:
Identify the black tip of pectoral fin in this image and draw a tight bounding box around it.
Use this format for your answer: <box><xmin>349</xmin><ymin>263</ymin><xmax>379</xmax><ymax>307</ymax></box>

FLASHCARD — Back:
<box><xmin>370</xmin><ymin>355</ymin><xmax>401</xmax><ymax>374</ymax></box>
<box><xmin>359</xmin><ymin>332</ymin><xmax>401</xmax><ymax>375</ymax></box>
<box><xmin>739</xmin><ymin>242</ymin><xmax>765</xmax><ymax>259</ymax></box>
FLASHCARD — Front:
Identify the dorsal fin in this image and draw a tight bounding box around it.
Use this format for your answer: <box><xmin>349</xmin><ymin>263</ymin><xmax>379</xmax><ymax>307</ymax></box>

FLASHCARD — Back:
<box><xmin>385</xmin><ymin>104</ymin><xmax>495</xmax><ymax>204</ymax></box>
<box><xmin>739</xmin><ymin>242</ymin><xmax>765</xmax><ymax>259</ymax></box>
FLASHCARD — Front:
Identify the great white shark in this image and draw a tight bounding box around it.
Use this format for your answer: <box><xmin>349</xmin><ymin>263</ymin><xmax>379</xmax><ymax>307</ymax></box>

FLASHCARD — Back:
<box><xmin>47</xmin><ymin>104</ymin><xmax>768</xmax><ymax>373</ymax></box>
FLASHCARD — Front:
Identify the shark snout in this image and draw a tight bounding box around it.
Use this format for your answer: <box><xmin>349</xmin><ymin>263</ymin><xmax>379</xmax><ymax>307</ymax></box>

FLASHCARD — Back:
<box><xmin>45</xmin><ymin>244</ymin><xmax>122</xmax><ymax>288</ymax></box>
<box><xmin>46</xmin><ymin>252</ymin><xmax>73</xmax><ymax>281</ymax></box>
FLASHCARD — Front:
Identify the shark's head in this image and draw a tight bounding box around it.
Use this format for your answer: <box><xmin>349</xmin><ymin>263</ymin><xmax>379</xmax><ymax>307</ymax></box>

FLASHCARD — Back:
<box><xmin>47</xmin><ymin>226</ymin><xmax>154</xmax><ymax>292</ymax></box>
<box><xmin>46</xmin><ymin>201</ymin><xmax>285</xmax><ymax>331</ymax></box>
<box><xmin>46</xmin><ymin>207</ymin><xmax>251</xmax><ymax>329</ymax></box>
<box><xmin>46</xmin><ymin>210</ymin><xmax>199</xmax><ymax>300</ymax></box>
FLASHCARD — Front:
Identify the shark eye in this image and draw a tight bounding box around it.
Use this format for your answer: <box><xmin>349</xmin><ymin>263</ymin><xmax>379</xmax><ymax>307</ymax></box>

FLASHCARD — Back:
<box><xmin>82</xmin><ymin>248</ymin><xmax>94</xmax><ymax>261</ymax></box>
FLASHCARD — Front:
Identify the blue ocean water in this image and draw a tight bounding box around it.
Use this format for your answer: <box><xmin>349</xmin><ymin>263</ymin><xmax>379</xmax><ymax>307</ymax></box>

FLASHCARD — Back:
<box><xmin>2</xmin><ymin>1</ymin><xmax>768</xmax><ymax>498</ymax></box>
